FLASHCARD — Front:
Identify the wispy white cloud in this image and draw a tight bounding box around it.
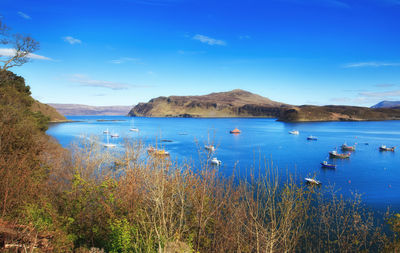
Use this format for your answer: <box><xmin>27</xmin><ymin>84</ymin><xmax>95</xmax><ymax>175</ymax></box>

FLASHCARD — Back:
<box><xmin>17</xmin><ymin>11</ymin><xmax>31</xmax><ymax>20</ymax></box>
<box><xmin>68</xmin><ymin>74</ymin><xmax>151</xmax><ymax>90</ymax></box>
<box><xmin>359</xmin><ymin>90</ymin><xmax>400</xmax><ymax>98</ymax></box>
<box><xmin>343</xmin><ymin>62</ymin><xmax>400</xmax><ymax>68</ymax></box>
<box><xmin>63</xmin><ymin>36</ymin><xmax>82</xmax><ymax>45</ymax></box>
<box><xmin>69</xmin><ymin>74</ymin><xmax>129</xmax><ymax>90</ymax></box>
<box><xmin>193</xmin><ymin>34</ymin><xmax>226</xmax><ymax>46</ymax></box>
<box><xmin>109</xmin><ymin>57</ymin><xmax>140</xmax><ymax>64</ymax></box>
<box><xmin>0</xmin><ymin>48</ymin><xmax>51</xmax><ymax>60</ymax></box>
<box><xmin>375</xmin><ymin>83</ymin><xmax>397</xmax><ymax>88</ymax></box>
<box><xmin>330</xmin><ymin>97</ymin><xmax>379</xmax><ymax>105</ymax></box>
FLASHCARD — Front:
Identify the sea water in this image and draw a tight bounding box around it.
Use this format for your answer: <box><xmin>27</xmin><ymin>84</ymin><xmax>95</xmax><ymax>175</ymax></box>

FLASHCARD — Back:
<box><xmin>47</xmin><ymin>116</ymin><xmax>400</xmax><ymax>210</ymax></box>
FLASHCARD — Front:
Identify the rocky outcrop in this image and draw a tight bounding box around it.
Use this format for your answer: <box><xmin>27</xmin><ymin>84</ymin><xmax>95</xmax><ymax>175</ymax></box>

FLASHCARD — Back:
<box><xmin>278</xmin><ymin>105</ymin><xmax>400</xmax><ymax>122</ymax></box>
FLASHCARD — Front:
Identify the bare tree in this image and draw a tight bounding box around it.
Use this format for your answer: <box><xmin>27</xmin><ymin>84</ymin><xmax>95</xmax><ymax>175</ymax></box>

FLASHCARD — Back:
<box><xmin>0</xmin><ymin>19</ymin><xmax>39</xmax><ymax>71</ymax></box>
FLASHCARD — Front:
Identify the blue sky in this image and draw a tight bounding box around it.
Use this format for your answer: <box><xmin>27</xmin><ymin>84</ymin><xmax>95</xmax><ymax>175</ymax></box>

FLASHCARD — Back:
<box><xmin>1</xmin><ymin>0</ymin><xmax>400</xmax><ymax>106</ymax></box>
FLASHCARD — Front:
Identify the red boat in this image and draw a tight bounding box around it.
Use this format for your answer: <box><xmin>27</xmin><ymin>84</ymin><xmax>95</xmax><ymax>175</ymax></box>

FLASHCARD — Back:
<box><xmin>230</xmin><ymin>128</ymin><xmax>241</xmax><ymax>134</ymax></box>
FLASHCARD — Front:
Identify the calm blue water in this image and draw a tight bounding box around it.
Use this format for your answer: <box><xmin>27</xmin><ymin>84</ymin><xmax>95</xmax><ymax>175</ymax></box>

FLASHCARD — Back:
<box><xmin>47</xmin><ymin>116</ymin><xmax>400</xmax><ymax>210</ymax></box>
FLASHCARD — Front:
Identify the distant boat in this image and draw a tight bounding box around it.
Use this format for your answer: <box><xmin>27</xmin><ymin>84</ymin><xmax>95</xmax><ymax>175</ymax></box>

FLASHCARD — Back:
<box><xmin>289</xmin><ymin>130</ymin><xmax>299</xmax><ymax>135</ymax></box>
<box><xmin>307</xmin><ymin>135</ymin><xmax>318</xmax><ymax>140</ymax></box>
<box><xmin>103</xmin><ymin>128</ymin><xmax>109</xmax><ymax>134</ymax></box>
<box><xmin>230</xmin><ymin>128</ymin><xmax>241</xmax><ymax>134</ymax></box>
<box><xmin>104</xmin><ymin>131</ymin><xmax>116</xmax><ymax>148</ymax></box>
<box><xmin>320</xmin><ymin>161</ymin><xmax>337</xmax><ymax>169</ymax></box>
<box><xmin>305</xmin><ymin>177</ymin><xmax>321</xmax><ymax>185</ymax></box>
<box><xmin>129</xmin><ymin>119</ymin><xmax>139</xmax><ymax>132</ymax></box>
<box><xmin>379</xmin><ymin>145</ymin><xmax>395</xmax><ymax>152</ymax></box>
<box><xmin>329</xmin><ymin>150</ymin><xmax>351</xmax><ymax>159</ymax></box>
<box><xmin>110</xmin><ymin>132</ymin><xmax>119</xmax><ymax>138</ymax></box>
<box><xmin>204</xmin><ymin>145</ymin><xmax>215</xmax><ymax>152</ymax></box>
<box><xmin>211</xmin><ymin>157</ymin><xmax>222</xmax><ymax>166</ymax></box>
<box><xmin>147</xmin><ymin>146</ymin><xmax>170</xmax><ymax>157</ymax></box>
<box><xmin>341</xmin><ymin>143</ymin><xmax>356</xmax><ymax>151</ymax></box>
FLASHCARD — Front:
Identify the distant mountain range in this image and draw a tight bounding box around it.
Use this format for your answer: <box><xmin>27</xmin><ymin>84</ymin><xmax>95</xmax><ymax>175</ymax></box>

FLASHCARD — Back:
<box><xmin>128</xmin><ymin>89</ymin><xmax>400</xmax><ymax>122</ymax></box>
<box><xmin>371</xmin><ymin>101</ymin><xmax>400</xmax><ymax>109</ymax></box>
<box><xmin>49</xmin><ymin>104</ymin><xmax>132</xmax><ymax>116</ymax></box>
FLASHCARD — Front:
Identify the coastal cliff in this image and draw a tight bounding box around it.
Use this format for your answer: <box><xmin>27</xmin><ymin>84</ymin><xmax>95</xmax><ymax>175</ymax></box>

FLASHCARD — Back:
<box><xmin>278</xmin><ymin>105</ymin><xmax>400</xmax><ymax>122</ymax></box>
<box><xmin>129</xmin><ymin>89</ymin><xmax>289</xmax><ymax>118</ymax></box>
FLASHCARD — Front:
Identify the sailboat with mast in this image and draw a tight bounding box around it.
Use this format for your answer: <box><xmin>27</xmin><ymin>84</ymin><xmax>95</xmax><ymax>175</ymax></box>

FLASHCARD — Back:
<box><xmin>104</xmin><ymin>129</ymin><xmax>116</xmax><ymax>148</ymax></box>
<box><xmin>129</xmin><ymin>119</ymin><xmax>139</xmax><ymax>132</ymax></box>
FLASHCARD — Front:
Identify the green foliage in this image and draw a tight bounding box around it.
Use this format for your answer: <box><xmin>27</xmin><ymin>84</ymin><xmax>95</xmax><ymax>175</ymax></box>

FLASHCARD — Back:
<box><xmin>108</xmin><ymin>218</ymin><xmax>136</xmax><ymax>253</ymax></box>
<box><xmin>0</xmin><ymin>70</ymin><xmax>31</xmax><ymax>95</ymax></box>
<box><xmin>23</xmin><ymin>203</ymin><xmax>54</xmax><ymax>231</ymax></box>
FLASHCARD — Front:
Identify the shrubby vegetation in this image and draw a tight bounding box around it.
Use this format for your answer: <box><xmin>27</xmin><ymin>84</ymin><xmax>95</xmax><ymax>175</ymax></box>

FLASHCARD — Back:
<box><xmin>1</xmin><ymin>70</ymin><xmax>400</xmax><ymax>252</ymax></box>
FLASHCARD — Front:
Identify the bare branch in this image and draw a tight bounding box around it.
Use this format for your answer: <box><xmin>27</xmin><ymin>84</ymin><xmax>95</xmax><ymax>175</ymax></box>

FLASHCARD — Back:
<box><xmin>0</xmin><ymin>19</ymin><xmax>39</xmax><ymax>71</ymax></box>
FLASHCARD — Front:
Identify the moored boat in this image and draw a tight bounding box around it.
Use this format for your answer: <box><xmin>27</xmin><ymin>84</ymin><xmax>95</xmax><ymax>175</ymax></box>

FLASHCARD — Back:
<box><xmin>111</xmin><ymin>133</ymin><xmax>119</xmax><ymax>138</ymax></box>
<box><xmin>305</xmin><ymin>177</ymin><xmax>321</xmax><ymax>185</ymax></box>
<box><xmin>104</xmin><ymin>130</ymin><xmax>116</xmax><ymax>148</ymax></box>
<box><xmin>307</xmin><ymin>135</ymin><xmax>318</xmax><ymax>140</ymax></box>
<box><xmin>204</xmin><ymin>145</ymin><xmax>215</xmax><ymax>152</ymax></box>
<box><xmin>289</xmin><ymin>130</ymin><xmax>299</xmax><ymax>135</ymax></box>
<box><xmin>320</xmin><ymin>161</ymin><xmax>336</xmax><ymax>169</ymax></box>
<box><xmin>129</xmin><ymin>119</ymin><xmax>139</xmax><ymax>132</ymax></box>
<box><xmin>230</xmin><ymin>128</ymin><xmax>241</xmax><ymax>134</ymax></box>
<box><xmin>341</xmin><ymin>143</ymin><xmax>356</xmax><ymax>151</ymax></box>
<box><xmin>379</xmin><ymin>145</ymin><xmax>395</xmax><ymax>152</ymax></box>
<box><xmin>211</xmin><ymin>157</ymin><xmax>222</xmax><ymax>166</ymax></box>
<box><xmin>147</xmin><ymin>146</ymin><xmax>170</xmax><ymax>157</ymax></box>
<box><xmin>329</xmin><ymin>150</ymin><xmax>350</xmax><ymax>159</ymax></box>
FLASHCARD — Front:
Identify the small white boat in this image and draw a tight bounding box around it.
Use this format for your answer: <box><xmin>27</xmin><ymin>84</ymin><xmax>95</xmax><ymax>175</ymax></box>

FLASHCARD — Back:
<box><xmin>129</xmin><ymin>119</ymin><xmax>139</xmax><ymax>132</ymax></box>
<box><xmin>329</xmin><ymin>150</ymin><xmax>351</xmax><ymax>159</ymax></box>
<box><xmin>103</xmin><ymin>128</ymin><xmax>109</xmax><ymax>134</ymax></box>
<box><xmin>110</xmin><ymin>133</ymin><xmax>119</xmax><ymax>138</ymax></box>
<box><xmin>305</xmin><ymin>177</ymin><xmax>321</xmax><ymax>185</ymax></box>
<box><xmin>104</xmin><ymin>131</ymin><xmax>116</xmax><ymax>148</ymax></box>
<box><xmin>379</xmin><ymin>145</ymin><xmax>395</xmax><ymax>151</ymax></box>
<box><xmin>307</xmin><ymin>135</ymin><xmax>317</xmax><ymax>140</ymax></box>
<box><xmin>211</xmin><ymin>157</ymin><xmax>222</xmax><ymax>166</ymax></box>
<box><xmin>289</xmin><ymin>130</ymin><xmax>299</xmax><ymax>135</ymax></box>
<box><xmin>204</xmin><ymin>145</ymin><xmax>215</xmax><ymax>152</ymax></box>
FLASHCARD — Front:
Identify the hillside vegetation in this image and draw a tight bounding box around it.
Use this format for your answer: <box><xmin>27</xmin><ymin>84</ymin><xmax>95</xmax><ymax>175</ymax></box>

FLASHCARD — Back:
<box><xmin>279</xmin><ymin>105</ymin><xmax>400</xmax><ymax>122</ymax></box>
<box><xmin>1</xmin><ymin>71</ymin><xmax>400</xmax><ymax>251</ymax></box>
